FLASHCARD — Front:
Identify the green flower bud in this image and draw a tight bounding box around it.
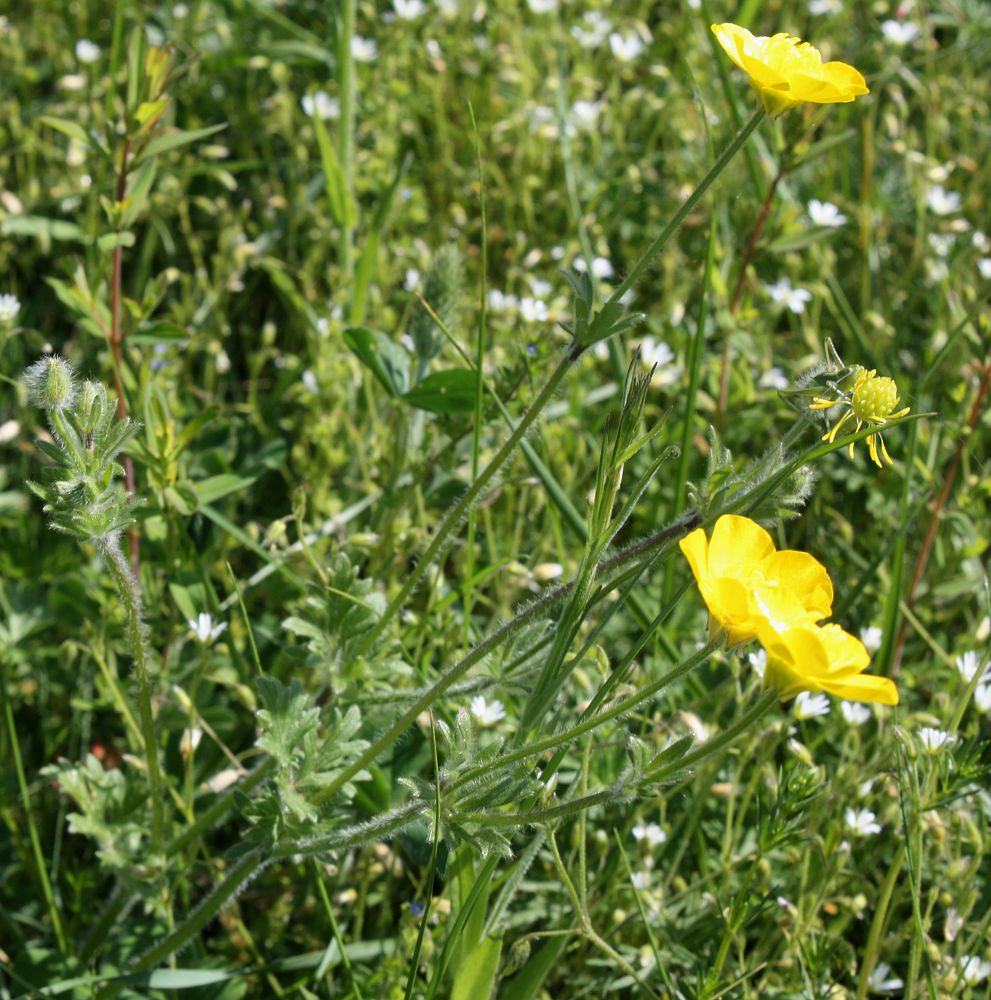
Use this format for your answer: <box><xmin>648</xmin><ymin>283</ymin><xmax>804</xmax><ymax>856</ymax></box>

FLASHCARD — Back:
<box><xmin>23</xmin><ymin>355</ymin><xmax>77</xmax><ymax>410</ymax></box>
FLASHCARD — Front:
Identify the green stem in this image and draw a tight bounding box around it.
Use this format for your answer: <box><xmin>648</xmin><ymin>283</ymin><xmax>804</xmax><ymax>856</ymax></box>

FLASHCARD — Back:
<box><xmin>361</xmin><ymin>347</ymin><xmax>579</xmax><ymax>651</ymax></box>
<box><xmin>667</xmin><ymin>691</ymin><xmax>778</xmax><ymax>778</ymax></box>
<box><xmin>609</xmin><ymin>110</ymin><xmax>765</xmax><ymax>305</ymax></box>
<box><xmin>101</xmin><ymin>537</ymin><xmax>166</xmax><ymax>855</ymax></box>
<box><xmin>314</xmin><ymin>521</ymin><xmax>688</xmax><ymax>810</ymax></box>
<box><xmin>454</xmin><ymin>642</ymin><xmax>716</xmax><ymax>791</ymax></box>
<box><xmin>1</xmin><ymin>660</ymin><xmax>67</xmax><ymax>951</ymax></box>
<box><xmin>337</xmin><ymin>0</ymin><xmax>356</xmax><ymax>288</ymax></box>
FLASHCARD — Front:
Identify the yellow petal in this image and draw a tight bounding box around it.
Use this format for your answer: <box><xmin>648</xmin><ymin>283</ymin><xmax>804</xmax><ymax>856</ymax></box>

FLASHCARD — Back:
<box><xmin>815</xmin><ymin>623</ymin><xmax>871</xmax><ymax>676</ymax></box>
<box><xmin>821</xmin><ymin>673</ymin><xmax>899</xmax><ymax>705</ymax></box>
<box><xmin>760</xmin><ymin>550</ymin><xmax>834</xmax><ymax>621</ymax></box>
<box><xmin>679</xmin><ymin>528</ymin><xmax>711</xmax><ymax>590</ymax></box>
<box><xmin>711</xmin><ymin>22</ymin><xmax>754</xmax><ymax>74</ymax></box>
<box><xmin>707</xmin><ymin>515</ymin><xmax>775</xmax><ymax>580</ymax></box>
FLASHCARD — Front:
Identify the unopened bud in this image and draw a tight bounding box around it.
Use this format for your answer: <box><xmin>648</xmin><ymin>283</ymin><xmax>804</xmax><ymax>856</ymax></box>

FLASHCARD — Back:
<box><xmin>23</xmin><ymin>355</ymin><xmax>76</xmax><ymax>410</ymax></box>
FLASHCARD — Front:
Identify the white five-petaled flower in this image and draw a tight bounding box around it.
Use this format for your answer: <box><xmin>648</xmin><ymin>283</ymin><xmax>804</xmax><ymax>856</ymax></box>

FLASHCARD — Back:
<box><xmin>571</xmin><ymin>99</ymin><xmax>602</xmax><ymax>130</ymax></box>
<box><xmin>0</xmin><ymin>293</ymin><xmax>20</xmax><ymax>324</ymax></box>
<box><xmin>859</xmin><ymin>626</ymin><xmax>883</xmax><ymax>653</ymax></box>
<box><xmin>519</xmin><ymin>297</ymin><xmax>549</xmax><ymax>323</ymax></box>
<box><xmin>632</xmin><ymin>822</ymin><xmax>667</xmax><ymax>847</ymax></box>
<box><xmin>845</xmin><ymin>807</ymin><xmax>882</xmax><ymax>836</ymax></box>
<box><xmin>974</xmin><ymin>684</ymin><xmax>991</xmax><ymax>714</ymax></box>
<box><xmin>959</xmin><ymin>955</ymin><xmax>991</xmax><ymax>986</ymax></box>
<box><xmin>808</xmin><ymin>199</ymin><xmax>847</xmax><ymax>228</ymax></box>
<box><xmin>955</xmin><ymin>650</ymin><xmax>989</xmax><ymax>684</ymax></box>
<box><xmin>571</xmin><ymin>12</ymin><xmax>611</xmax><ymax>48</ymax></box>
<box><xmin>470</xmin><ymin>696</ymin><xmax>506</xmax><ymax>726</ymax></box>
<box><xmin>926</xmin><ymin>185</ymin><xmax>961</xmax><ymax>216</ymax></box>
<box><xmin>918</xmin><ymin>726</ymin><xmax>951</xmax><ymax>753</ymax></box>
<box><xmin>867</xmin><ymin>962</ymin><xmax>904</xmax><ymax>992</ymax></box>
<box><xmin>767</xmin><ymin>277</ymin><xmax>813</xmax><ymax>314</ymax></box>
<box><xmin>748</xmin><ymin>648</ymin><xmax>768</xmax><ymax>680</ymax></box>
<box><xmin>573</xmin><ymin>255</ymin><xmax>614</xmax><ymax>280</ymax></box>
<box><xmin>301</xmin><ymin>90</ymin><xmax>340</xmax><ymax>120</ymax></box>
<box><xmin>637</xmin><ymin>337</ymin><xmax>674</xmax><ymax>368</ymax></box>
<box><xmin>393</xmin><ymin>0</ymin><xmax>427</xmax><ymax>19</ymax></box>
<box><xmin>630</xmin><ymin>870</ymin><xmax>651</xmax><ymax>891</ymax></box>
<box><xmin>75</xmin><ymin>39</ymin><xmax>101</xmax><ymax>63</ymax></box>
<box><xmin>793</xmin><ymin>692</ymin><xmax>830</xmax><ymax>720</ymax></box>
<box><xmin>189</xmin><ymin>612</ymin><xmax>227</xmax><ymax>644</ymax></box>
<box><xmin>608</xmin><ymin>31</ymin><xmax>646</xmax><ymax>63</ymax></box>
<box><xmin>881</xmin><ymin>19</ymin><xmax>920</xmax><ymax>45</ymax></box>
<box><xmin>526</xmin><ymin>0</ymin><xmax>558</xmax><ymax>12</ymax></box>
<box><xmin>301</xmin><ymin>370</ymin><xmax>319</xmax><ymax>394</ymax></box>
<box><xmin>351</xmin><ymin>36</ymin><xmax>378</xmax><ymax>62</ymax></box>
<box><xmin>759</xmin><ymin>367</ymin><xmax>790</xmax><ymax>391</ymax></box>
<box><xmin>841</xmin><ymin>701</ymin><xmax>872</xmax><ymax>725</ymax></box>
<box><xmin>978</xmin><ymin>258</ymin><xmax>991</xmax><ymax>280</ymax></box>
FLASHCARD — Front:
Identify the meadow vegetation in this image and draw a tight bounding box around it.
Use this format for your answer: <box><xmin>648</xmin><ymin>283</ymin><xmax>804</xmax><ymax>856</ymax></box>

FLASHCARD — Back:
<box><xmin>1</xmin><ymin>0</ymin><xmax>990</xmax><ymax>997</ymax></box>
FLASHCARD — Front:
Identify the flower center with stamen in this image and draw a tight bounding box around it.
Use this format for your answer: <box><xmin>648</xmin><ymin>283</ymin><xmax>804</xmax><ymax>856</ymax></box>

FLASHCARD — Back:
<box><xmin>851</xmin><ymin>372</ymin><xmax>900</xmax><ymax>424</ymax></box>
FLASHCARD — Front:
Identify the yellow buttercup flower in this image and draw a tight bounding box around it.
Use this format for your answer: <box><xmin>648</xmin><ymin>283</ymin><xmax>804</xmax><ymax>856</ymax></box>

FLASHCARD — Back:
<box><xmin>679</xmin><ymin>514</ymin><xmax>833</xmax><ymax>648</ymax></box>
<box><xmin>758</xmin><ymin>621</ymin><xmax>899</xmax><ymax>705</ymax></box>
<box><xmin>711</xmin><ymin>23</ymin><xmax>869</xmax><ymax>117</ymax></box>
<box><xmin>810</xmin><ymin>367</ymin><xmax>911</xmax><ymax>467</ymax></box>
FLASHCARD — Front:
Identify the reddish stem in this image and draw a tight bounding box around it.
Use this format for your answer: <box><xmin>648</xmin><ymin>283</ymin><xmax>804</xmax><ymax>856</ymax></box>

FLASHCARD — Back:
<box><xmin>716</xmin><ymin>166</ymin><xmax>785</xmax><ymax>424</ymax></box>
<box><xmin>891</xmin><ymin>358</ymin><xmax>991</xmax><ymax>675</ymax></box>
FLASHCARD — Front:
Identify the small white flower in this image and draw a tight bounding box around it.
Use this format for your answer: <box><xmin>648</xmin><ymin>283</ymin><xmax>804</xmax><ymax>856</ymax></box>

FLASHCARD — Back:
<box><xmin>393</xmin><ymin>0</ymin><xmax>427</xmax><ymax>18</ymax></box>
<box><xmin>926</xmin><ymin>185</ymin><xmax>961</xmax><ymax>216</ymax></box>
<box><xmin>978</xmin><ymin>258</ymin><xmax>991</xmax><ymax>280</ymax></box>
<box><xmin>767</xmin><ymin>277</ymin><xmax>813</xmax><ymax>314</ymax></box>
<box><xmin>571</xmin><ymin>11</ymin><xmax>611</xmax><ymax>48</ymax></box>
<box><xmin>571</xmin><ymin>99</ymin><xmax>602</xmax><ymax>130</ymax></box>
<box><xmin>841</xmin><ymin>701</ymin><xmax>872</xmax><ymax>725</ymax></box>
<box><xmin>435</xmin><ymin>0</ymin><xmax>458</xmax><ymax>16</ymax></box>
<box><xmin>632</xmin><ymin>822</ymin><xmax>667</xmax><ymax>847</ymax></box>
<box><xmin>527</xmin><ymin>105</ymin><xmax>558</xmax><ymax>137</ymax></box>
<box><xmin>974</xmin><ymin>684</ymin><xmax>991</xmax><ymax>714</ymax></box>
<box><xmin>630</xmin><ymin>870</ymin><xmax>651</xmax><ymax>891</ymax></box>
<box><xmin>189</xmin><ymin>612</ymin><xmax>227</xmax><ymax>644</ymax></box>
<box><xmin>928</xmin><ymin>232</ymin><xmax>953</xmax><ymax>257</ymax></box>
<box><xmin>918</xmin><ymin>726</ymin><xmax>951</xmax><ymax>753</ymax></box>
<box><xmin>532</xmin><ymin>562</ymin><xmax>563</xmax><ymax>584</ymax></box>
<box><xmin>75</xmin><ymin>39</ymin><xmax>101</xmax><ymax>63</ymax></box>
<box><xmin>845</xmin><ymin>807</ymin><xmax>882</xmax><ymax>836</ymax></box>
<box><xmin>404</xmin><ymin>267</ymin><xmax>421</xmax><ymax>291</ymax></box>
<box><xmin>881</xmin><ymin>19</ymin><xmax>919</xmax><ymax>45</ymax></box>
<box><xmin>637</xmin><ymin>336</ymin><xmax>674</xmax><ymax>368</ymax></box>
<box><xmin>487</xmin><ymin>290</ymin><xmax>518</xmax><ymax>313</ymax></box>
<box><xmin>316</xmin><ymin>317</ymin><xmax>330</xmax><ymax>337</ymax></box>
<box><xmin>519</xmin><ymin>297</ymin><xmax>548</xmax><ymax>323</ymax></box>
<box><xmin>956</xmin><ymin>650</ymin><xmax>989</xmax><ymax>684</ymax></box>
<box><xmin>609</xmin><ymin>31</ymin><xmax>646</xmax><ymax>63</ymax></box>
<box><xmin>301</xmin><ymin>370</ymin><xmax>319</xmax><ymax>394</ymax></box>
<box><xmin>530</xmin><ymin>278</ymin><xmax>552</xmax><ymax>299</ymax></box>
<box><xmin>680</xmin><ymin>711</ymin><xmax>710</xmax><ymax>743</ymax></box>
<box><xmin>867</xmin><ymin>962</ymin><xmax>904</xmax><ymax>992</ymax></box>
<box><xmin>470</xmin><ymin>696</ymin><xmax>506</xmax><ymax>726</ymax></box>
<box><xmin>959</xmin><ymin>955</ymin><xmax>991</xmax><ymax>986</ymax></box>
<box><xmin>748</xmin><ymin>648</ymin><xmax>767</xmax><ymax>680</ymax></box>
<box><xmin>526</xmin><ymin>0</ymin><xmax>558</xmax><ymax>12</ymax></box>
<box><xmin>425</xmin><ymin>38</ymin><xmax>443</xmax><ymax>60</ymax></box>
<box><xmin>860</xmin><ymin>626</ymin><xmax>883</xmax><ymax>653</ymax></box>
<box><xmin>793</xmin><ymin>692</ymin><xmax>830</xmax><ymax>720</ymax></box>
<box><xmin>759</xmin><ymin>367</ymin><xmax>789</xmax><ymax>391</ymax></box>
<box><xmin>808</xmin><ymin>0</ymin><xmax>843</xmax><ymax>13</ymax></box>
<box><xmin>0</xmin><ymin>419</ymin><xmax>20</xmax><ymax>444</ymax></box>
<box><xmin>0</xmin><ymin>293</ymin><xmax>20</xmax><ymax>324</ymax></box>
<box><xmin>590</xmin><ymin>256</ymin><xmax>614</xmax><ymax>279</ymax></box>
<box><xmin>180</xmin><ymin>726</ymin><xmax>203</xmax><ymax>757</ymax></box>
<box><xmin>973</xmin><ymin>230</ymin><xmax>990</xmax><ymax>252</ymax></box>
<box><xmin>808</xmin><ymin>199</ymin><xmax>847</xmax><ymax>227</ymax></box>
<box><xmin>351</xmin><ymin>36</ymin><xmax>378</xmax><ymax>62</ymax></box>
<box><xmin>301</xmin><ymin>90</ymin><xmax>340</xmax><ymax>120</ymax></box>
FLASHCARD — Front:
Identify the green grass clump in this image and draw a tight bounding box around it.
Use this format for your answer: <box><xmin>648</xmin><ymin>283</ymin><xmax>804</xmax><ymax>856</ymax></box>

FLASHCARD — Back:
<box><xmin>1</xmin><ymin>1</ymin><xmax>990</xmax><ymax>998</ymax></box>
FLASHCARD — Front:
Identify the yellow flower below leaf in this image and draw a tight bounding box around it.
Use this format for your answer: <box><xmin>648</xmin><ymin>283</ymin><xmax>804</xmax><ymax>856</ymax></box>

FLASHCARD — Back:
<box><xmin>680</xmin><ymin>515</ymin><xmax>898</xmax><ymax>707</ymax></box>
<box><xmin>711</xmin><ymin>22</ymin><xmax>869</xmax><ymax>117</ymax></box>
<box><xmin>759</xmin><ymin>622</ymin><xmax>899</xmax><ymax>705</ymax></box>
<box><xmin>678</xmin><ymin>514</ymin><xmax>833</xmax><ymax>648</ymax></box>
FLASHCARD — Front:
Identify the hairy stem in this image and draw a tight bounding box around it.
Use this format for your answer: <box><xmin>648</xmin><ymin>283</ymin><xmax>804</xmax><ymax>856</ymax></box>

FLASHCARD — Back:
<box><xmin>101</xmin><ymin>536</ymin><xmax>165</xmax><ymax>854</ymax></box>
